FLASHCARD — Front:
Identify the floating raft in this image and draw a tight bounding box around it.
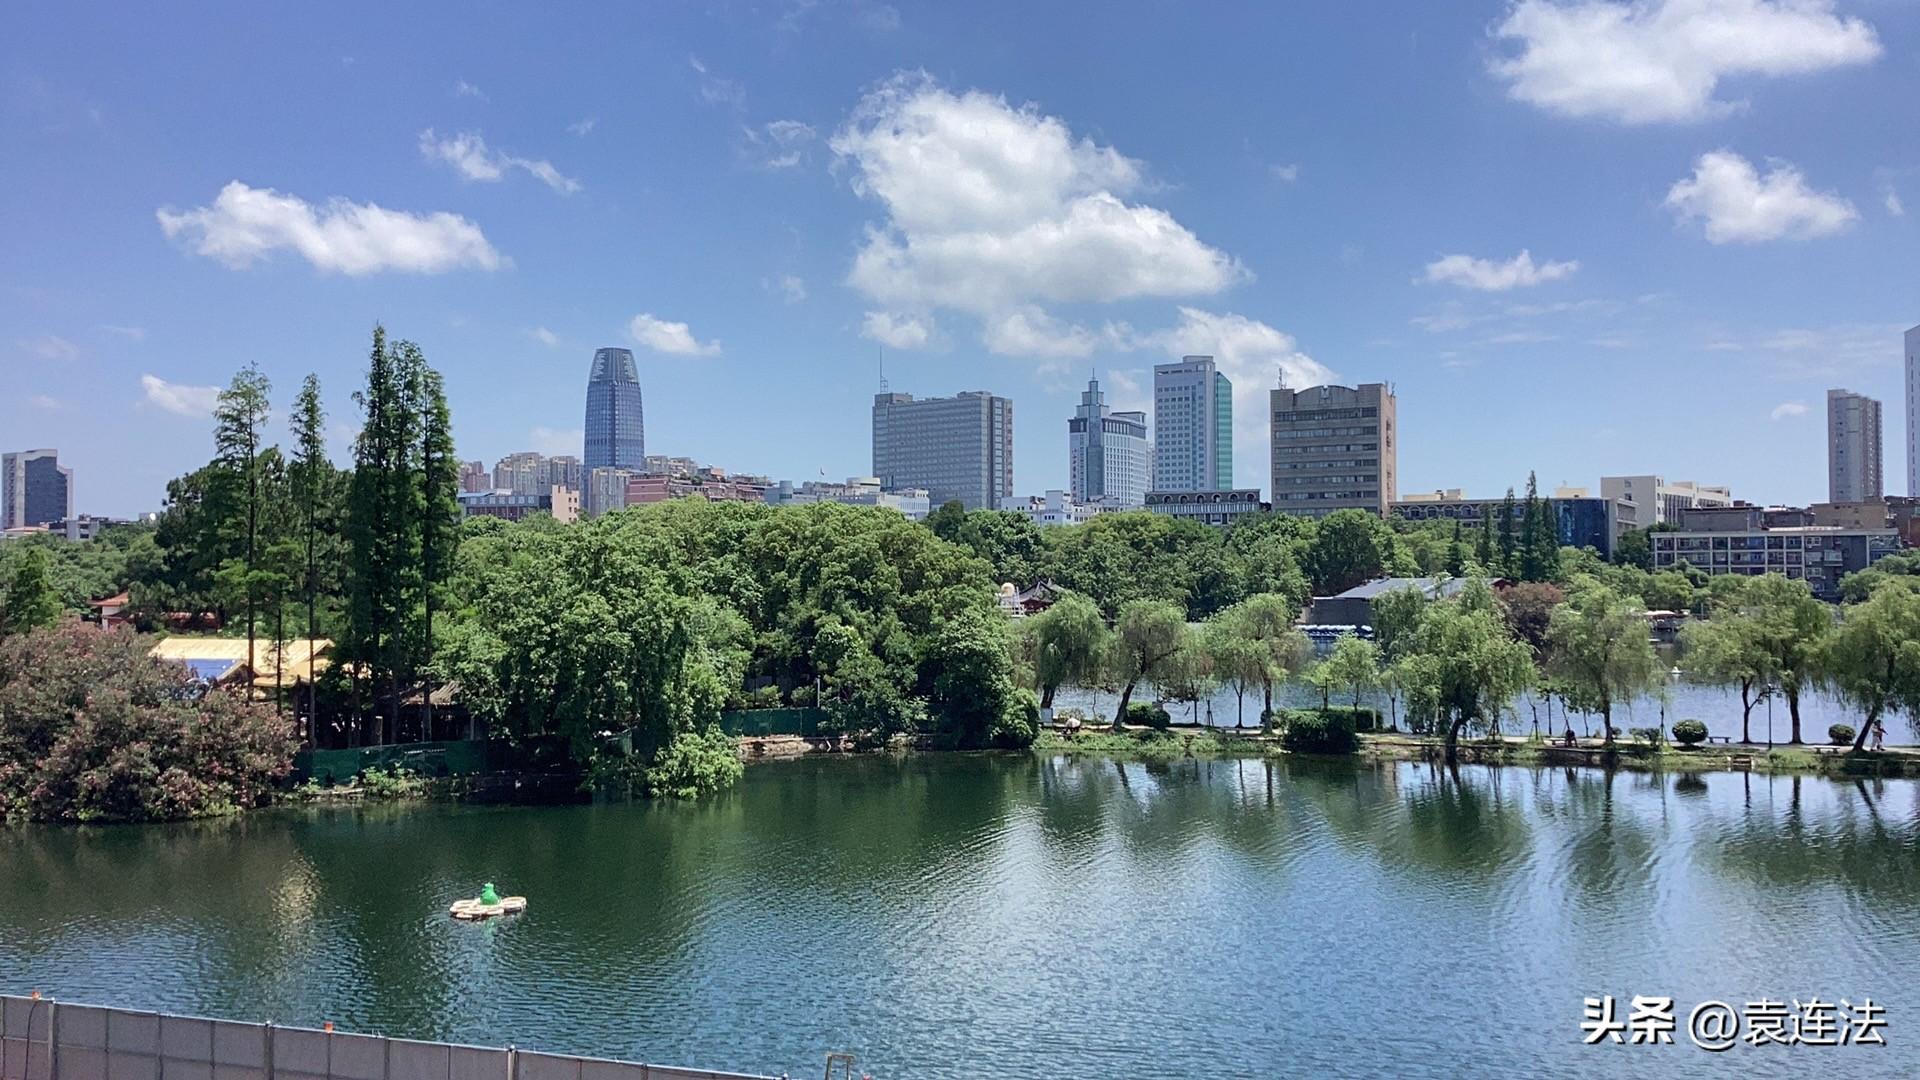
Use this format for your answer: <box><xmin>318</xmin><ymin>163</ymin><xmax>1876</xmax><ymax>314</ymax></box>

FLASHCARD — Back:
<box><xmin>449</xmin><ymin>896</ymin><xmax>527</xmax><ymax>920</ymax></box>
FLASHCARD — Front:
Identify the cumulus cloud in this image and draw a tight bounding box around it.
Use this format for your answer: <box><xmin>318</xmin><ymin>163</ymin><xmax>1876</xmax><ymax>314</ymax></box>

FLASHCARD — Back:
<box><xmin>31</xmin><ymin>394</ymin><xmax>60</xmax><ymax>410</ymax></box>
<box><xmin>157</xmin><ymin>181</ymin><xmax>506</xmax><ymax>274</ymax></box>
<box><xmin>568</xmin><ymin>117</ymin><xmax>597</xmax><ymax>137</ymax></box>
<box><xmin>689</xmin><ymin>56</ymin><xmax>745</xmax><ymax>107</ymax></box>
<box><xmin>981</xmin><ymin>308</ymin><xmax>1105</xmax><ymax>359</ymax></box>
<box><xmin>418</xmin><ymin>129</ymin><xmax>580</xmax><ymax>193</ymax></box>
<box><xmin>775</xmin><ymin>274</ymin><xmax>807</xmax><ymax>303</ymax></box>
<box><xmin>1269</xmin><ymin>163</ymin><xmax>1300</xmax><ymax>182</ymax></box>
<box><xmin>529</xmin><ymin>327</ymin><xmax>561</xmax><ymax>347</ymax></box>
<box><xmin>1770</xmin><ymin>400</ymin><xmax>1807</xmax><ymax>420</ymax></box>
<box><xmin>1489</xmin><ymin>0</ymin><xmax>1882</xmax><ymax>124</ymax></box>
<box><xmin>452</xmin><ymin>80</ymin><xmax>488</xmax><ymax>101</ymax></box>
<box><xmin>747</xmin><ymin>119</ymin><xmax>818</xmax><ymax>169</ymax></box>
<box><xmin>1422</xmin><ymin>249</ymin><xmax>1579</xmax><ymax>291</ymax></box>
<box><xmin>101</xmin><ymin>324</ymin><xmax>146</xmax><ymax>341</ymax></box>
<box><xmin>628</xmin><ymin>313</ymin><xmax>720</xmax><ymax>356</ymax></box>
<box><xmin>831</xmin><ymin>73</ymin><xmax>1244</xmax><ymax>357</ymax></box>
<box><xmin>141</xmin><ymin>374</ymin><xmax>220</xmax><ymax>417</ymax></box>
<box><xmin>1142</xmin><ymin>307</ymin><xmax>1336</xmax><ymax>487</ymax></box>
<box><xmin>1664</xmin><ymin>151</ymin><xmax>1857</xmax><ymax>243</ymax></box>
<box><xmin>1885</xmin><ymin>186</ymin><xmax>1906</xmax><ymax>217</ymax></box>
<box><xmin>861</xmin><ymin>311</ymin><xmax>932</xmax><ymax>349</ymax></box>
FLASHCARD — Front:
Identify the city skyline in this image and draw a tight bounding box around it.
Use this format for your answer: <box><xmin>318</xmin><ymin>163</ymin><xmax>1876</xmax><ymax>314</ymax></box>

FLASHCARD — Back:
<box><xmin>5</xmin><ymin>4</ymin><xmax>1920</xmax><ymax>516</ymax></box>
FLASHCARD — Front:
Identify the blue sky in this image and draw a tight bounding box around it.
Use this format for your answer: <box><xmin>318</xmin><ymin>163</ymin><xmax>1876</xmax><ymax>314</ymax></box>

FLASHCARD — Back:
<box><xmin>4</xmin><ymin>0</ymin><xmax>1918</xmax><ymax>516</ymax></box>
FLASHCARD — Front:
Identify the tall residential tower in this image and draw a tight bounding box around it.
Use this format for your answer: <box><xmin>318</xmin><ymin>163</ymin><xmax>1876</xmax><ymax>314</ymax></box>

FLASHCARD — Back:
<box><xmin>1152</xmin><ymin>356</ymin><xmax>1231</xmax><ymax>492</ymax></box>
<box><xmin>1906</xmin><ymin>324</ymin><xmax>1918</xmax><ymax>496</ymax></box>
<box><xmin>872</xmin><ymin>390</ymin><xmax>1013</xmax><ymax>510</ymax></box>
<box><xmin>1268</xmin><ymin>383</ymin><xmax>1397</xmax><ymax>517</ymax></box>
<box><xmin>584</xmin><ymin>347</ymin><xmax>644</xmax><ymax>471</ymax></box>
<box><xmin>1068</xmin><ymin>376</ymin><xmax>1150</xmax><ymax>508</ymax></box>
<box><xmin>1828</xmin><ymin>387</ymin><xmax>1883</xmax><ymax>503</ymax></box>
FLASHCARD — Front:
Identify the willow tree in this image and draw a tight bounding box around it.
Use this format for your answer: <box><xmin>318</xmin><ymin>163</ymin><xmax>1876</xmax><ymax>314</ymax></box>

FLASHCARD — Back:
<box><xmin>1399</xmin><ymin>584</ymin><xmax>1533</xmax><ymax>755</ymax></box>
<box><xmin>1824</xmin><ymin>580</ymin><xmax>1920</xmax><ymax>752</ymax></box>
<box><xmin>1108</xmin><ymin>599</ymin><xmax>1189</xmax><ymax>724</ymax></box>
<box><xmin>1546</xmin><ymin>581</ymin><xmax>1661</xmax><ymax>743</ymax></box>
<box><xmin>1021</xmin><ymin>591</ymin><xmax>1108</xmax><ymax>710</ymax></box>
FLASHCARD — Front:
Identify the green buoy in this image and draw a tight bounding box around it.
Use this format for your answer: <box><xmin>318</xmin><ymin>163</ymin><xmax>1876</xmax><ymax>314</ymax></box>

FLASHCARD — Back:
<box><xmin>478</xmin><ymin>882</ymin><xmax>500</xmax><ymax>905</ymax></box>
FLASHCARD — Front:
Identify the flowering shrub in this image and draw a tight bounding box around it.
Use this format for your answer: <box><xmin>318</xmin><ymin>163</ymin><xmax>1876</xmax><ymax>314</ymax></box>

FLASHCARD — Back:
<box><xmin>0</xmin><ymin>625</ymin><xmax>297</xmax><ymax>822</ymax></box>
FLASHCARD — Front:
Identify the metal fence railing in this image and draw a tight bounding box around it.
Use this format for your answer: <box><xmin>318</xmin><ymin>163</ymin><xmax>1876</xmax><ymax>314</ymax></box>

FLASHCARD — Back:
<box><xmin>0</xmin><ymin>997</ymin><xmax>775</xmax><ymax>1080</ymax></box>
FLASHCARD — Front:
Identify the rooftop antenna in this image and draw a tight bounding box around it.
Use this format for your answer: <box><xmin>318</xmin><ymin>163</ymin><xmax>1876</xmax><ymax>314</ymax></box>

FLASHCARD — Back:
<box><xmin>1276</xmin><ymin>363</ymin><xmax>1288</xmax><ymax>389</ymax></box>
<box><xmin>878</xmin><ymin>346</ymin><xmax>888</xmax><ymax>393</ymax></box>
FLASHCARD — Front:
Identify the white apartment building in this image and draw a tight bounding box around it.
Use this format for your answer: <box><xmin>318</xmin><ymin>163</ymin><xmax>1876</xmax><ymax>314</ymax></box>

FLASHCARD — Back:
<box><xmin>1599</xmin><ymin>475</ymin><xmax>1733</xmax><ymax>527</ymax></box>
<box><xmin>1828</xmin><ymin>388</ymin><xmax>1884</xmax><ymax>503</ymax></box>
<box><xmin>1153</xmin><ymin>357</ymin><xmax>1231</xmax><ymax>493</ymax></box>
<box><xmin>1067</xmin><ymin>376</ymin><xmax>1150</xmax><ymax>508</ymax></box>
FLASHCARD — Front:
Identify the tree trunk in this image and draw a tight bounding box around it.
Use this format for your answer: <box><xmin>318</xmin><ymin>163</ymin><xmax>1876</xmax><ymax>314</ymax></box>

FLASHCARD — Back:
<box><xmin>1601</xmin><ymin>699</ymin><xmax>1615</xmax><ymax>743</ymax></box>
<box><xmin>1739</xmin><ymin>679</ymin><xmax>1756</xmax><ymax>745</ymax></box>
<box><xmin>1236</xmin><ymin>689</ymin><xmax>1245</xmax><ymax>728</ymax></box>
<box><xmin>1040</xmin><ymin>684</ymin><xmax>1056</xmax><ymax>709</ymax></box>
<box><xmin>1114</xmin><ymin>679</ymin><xmax>1137</xmax><ymax>726</ymax></box>
<box><xmin>1851</xmin><ymin>706</ymin><xmax>1878</xmax><ymax>752</ymax></box>
<box><xmin>1786</xmin><ymin>684</ymin><xmax>1803</xmax><ymax>745</ymax></box>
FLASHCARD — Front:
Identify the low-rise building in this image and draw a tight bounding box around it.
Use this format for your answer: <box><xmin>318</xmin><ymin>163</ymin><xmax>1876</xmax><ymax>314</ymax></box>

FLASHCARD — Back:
<box><xmin>1305</xmin><ymin>576</ymin><xmax>1493</xmax><ymax>636</ymax></box>
<box><xmin>763</xmin><ymin>477</ymin><xmax>931</xmax><ymax>520</ymax></box>
<box><xmin>459</xmin><ymin>486</ymin><xmax>579</xmax><ymax>525</ymax></box>
<box><xmin>1144</xmin><ymin>488</ymin><xmax>1265</xmax><ymax>527</ymax></box>
<box><xmin>1389</xmin><ymin>493</ymin><xmax>1637</xmax><ymax>558</ymax></box>
<box><xmin>1599</xmin><ymin>475</ymin><xmax>1732</xmax><ymax>527</ymax></box>
<box><xmin>998</xmin><ymin>490</ymin><xmax>1114</xmax><ymax>526</ymax></box>
<box><xmin>1652</xmin><ymin>506</ymin><xmax>1900</xmax><ymax>600</ymax></box>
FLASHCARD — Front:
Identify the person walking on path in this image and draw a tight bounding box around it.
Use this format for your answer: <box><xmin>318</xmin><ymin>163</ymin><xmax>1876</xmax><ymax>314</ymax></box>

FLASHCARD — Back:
<box><xmin>1871</xmin><ymin>718</ymin><xmax>1886</xmax><ymax>752</ymax></box>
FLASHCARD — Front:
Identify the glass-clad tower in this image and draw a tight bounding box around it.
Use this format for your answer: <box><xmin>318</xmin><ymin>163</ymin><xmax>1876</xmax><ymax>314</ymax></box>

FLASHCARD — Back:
<box><xmin>584</xmin><ymin>347</ymin><xmax>644</xmax><ymax>471</ymax></box>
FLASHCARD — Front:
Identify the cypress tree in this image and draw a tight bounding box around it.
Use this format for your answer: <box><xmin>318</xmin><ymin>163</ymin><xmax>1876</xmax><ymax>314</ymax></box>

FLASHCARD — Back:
<box><xmin>1476</xmin><ymin>508</ymin><xmax>1495</xmax><ymax>569</ymax></box>
<box><xmin>417</xmin><ymin>362</ymin><xmax>461</xmax><ymax>740</ymax></box>
<box><xmin>214</xmin><ymin>363</ymin><xmax>271</xmax><ymax>679</ymax></box>
<box><xmin>1446</xmin><ymin>519</ymin><xmax>1468</xmax><ymax>577</ymax></box>
<box><xmin>290</xmin><ymin>374</ymin><xmax>327</xmax><ymax>739</ymax></box>
<box><xmin>1496</xmin><ymin>487</ymin><xmax>1518</xmax><ymax>577</ymax></box>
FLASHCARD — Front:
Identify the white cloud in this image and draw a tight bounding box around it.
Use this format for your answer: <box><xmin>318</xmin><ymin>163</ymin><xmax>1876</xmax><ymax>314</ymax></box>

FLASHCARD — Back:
<box><xmin>1885</xmin><ymin>186</ymin><xmax>1906</xmax><ymax>217</ymax></box>
<box><xmin>861</xmin><ymin>311</ymin><xmax>932</xmax><ymax>349</ymax></box>
<box><xmin>749</xmin><ymin>119</ymin><xmax>818</xmax><ymax>168</ymax></box>
<box><xmin>100</xmin><ymin>324</ymin><xmax>146</xmax><ymax>341</ymax></box>
<box><xmin>1489</xmin><ymin>0</ymin><xmax>1882</xmax><ymax>124</ymax></box>
<box><xmin>157</xmin><ymin>181</ymin><xmax>506</xmax><ymax>275</ymax></box>
<box><xmin>1422</xmin><ymin>250</ymin><xmax>1579</xmax><ymax>291</ymax></box>
<box><xmin>141</xmin><ymin>374</ymin><xmax>220</xmax><ymax>417</ymax></box>
<box><xmin>30</xmin><ymin>394</ymin><xmax>59</xmax><ymax>410</ymax></box>
<box><xmin>568</xmin><ymin>117</ymin><xmax>597</xmax><ymax>137</ymax></box>
<box><xmin>775</xmin><ymin>274</ymin><xmax>807</xmax><ymax>303</ymax></box>
<box><xmin>1143</xmin><ymin>307</ymin><xmax>1336</xmax><ymax>488</ymax></box>
<box><xmin>1664</xmin><ymin>150</ymin><xmax>1857</xmax><ymax>243</ymax></box>
<box><xmin>529</xmin><ymin>426</ymin><xmax>583</xmax><ymax>457</ymax></box>
<box><xmin>529</xmin><ymin>327</ymin><xmax>561</xmax><ymax>347</ymax></box>
<box><xmin>1770</xmin><ymin>400</ymin><xmax>1807</xmax><ymax>420</ymax></box>
<box><xmin>689</xmin><ymin>56</ymin><xmax>745</xmax><ymax>107</ymax></box>
<box><xmin>21</xmin><ymin>334</ymin><xmax>79</xmax><ymax>360</ymax></box>
<box><xmin>831</xmin><ymin>73</ymin><xmax>1244</xmax><ymax>357</ymax></box>
<box><xmin>418</xmin><ymin>129</ymin><xmax>580</xmax><ymax>194</ymax></box>
<box><xmin>981</xmin><ymin>307</ymin><xmax>1102</xmax><ymax>359</ymax></box>
<box><xmin>453</xmin><ymin>79</ymin><xmax>488</xmax><ymax>101</ymax></box>
<box><xmin>1269</xmin><ymin>163</ymin><xmax>1300</xmax><ymax>182</ymax></box>
<box><xmin>628</xmin><ymin>313</ymin><xmax>720</xmax><ymax>356</ymax></box>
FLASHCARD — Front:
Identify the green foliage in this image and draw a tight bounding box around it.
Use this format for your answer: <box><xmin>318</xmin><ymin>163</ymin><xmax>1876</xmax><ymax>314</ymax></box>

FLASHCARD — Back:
<box><xmin>1107</xmin><ymin>598</ymin><xmax>1192</xmax><ymax>721</ymax></box>
<box><xmin>1823</xmin><ymin>579</ymin><xmax>1920</xmax><ymax>750</ymax></box>
<box><xmin>1019</xmin><ymin>592</ymin><xmax>1110</xmax><ymax>708</ymax></box>
<box><xmin>1123</xmin><ymin>701</ymin><xmax>1172</xmax><ymax>729</ymax></box>
<box><xmin>642</xmin><ymin>725</ymin><xmax>745</xmax><ymax>799</ymax></box>
<box><xmin>1680</xmin><ymin>604</ymin><xmax>1775</xmax><ymax>742</ymax></box>
<box><xmin>1280</xmin><ymin>709</ymin><xmax>1358</xmax><ymax>754</ymax></box>
<box><xmin>1306</xmin><ymin>509</ymin><xmax>1399</xmax><ymax>595</ymax></box>
<box><xmin>1838</xmin><ymin>551</ymin><xmax>1920</xmax><ymax>603</ymax></box>
<box><xmin>1208</xmin><ymin>592</ymin><xmax>1310</xmax><ymax>717</ymax></box>
<box><xmin>0</xmin><ymin>547</ymin><xmax>63</xmax><ymax>636</ymax></box>
<box><xmin>1399</xmin><ymin>582</ymin><xmax>1534</xmax><ymax>748</ymax></box>
<box><xmin>1828</xmin><ymin>724</ymin><xmax>1856</xmax><ymax>747</ymax></box>
<box><xmin>0</xmin><ymin>625</ymin><xmax>297</xmax><ymax>821</ymax></box>
<box><xmin>1642</xmin><ymin>570</ymin><xmax>1695</xmax><ymax>613</ymax></box>
<box><xmin>1323</xmin><ymin>633</ymin><xmax>1379</xmax><ymax>710</ymax></box>
<box><xmin>1546</xmin><ymin>580</ymin><xmax>1662</xmax><ymax>739</ymax></box>
<box><xmin>1670</xmin><ymin>719</ymin><xmax>1708</xmax><ymax>746</ymax></box>
<box><xmin>354</xmin><ymin>764</ymin><xmax>430</xmax><ymax>799</ymax></box>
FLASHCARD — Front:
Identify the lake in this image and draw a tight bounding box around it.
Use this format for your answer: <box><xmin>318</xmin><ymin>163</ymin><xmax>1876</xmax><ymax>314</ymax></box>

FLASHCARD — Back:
<box><xmin>3</xmin><ymin>754</ymin><xmax>1915</xmax><ymax>1078</ymax></box>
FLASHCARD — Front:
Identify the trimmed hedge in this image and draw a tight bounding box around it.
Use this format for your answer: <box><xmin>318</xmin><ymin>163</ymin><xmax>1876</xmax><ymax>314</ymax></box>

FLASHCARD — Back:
<box><xmin>1124</xmin><ymin>701</ymin><xmax>1172</xmax><ymax>730</ymax></box>
<box><xmin>1829</xmin><ymin>724</ymin><xmax>1856</xmax><ymax>747</ymax></box>
<box><xmin>1280</xmin><ymin>709</ymin><xmax>1358</xmax><ymax>754</ymax></box>
<box><xmin>1671</xmin><ymin>719</ymin><xmax>1708</xmax><ymax>746</ymax></box>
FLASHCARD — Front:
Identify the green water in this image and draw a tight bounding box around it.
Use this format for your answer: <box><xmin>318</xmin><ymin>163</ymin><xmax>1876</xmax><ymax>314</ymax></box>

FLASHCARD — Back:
<box><xmin>2</xmin><ymin>754</ymin><xmax>1915</xmax><ymax>1078</ymax></box>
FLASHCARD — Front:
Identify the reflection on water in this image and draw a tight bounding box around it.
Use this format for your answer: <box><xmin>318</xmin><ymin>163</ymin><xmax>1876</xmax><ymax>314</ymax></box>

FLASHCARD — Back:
<box><xmin>3</xmin><ymin>756</ymin><xmax>1916</xmax><ymax>1079</ymax></box>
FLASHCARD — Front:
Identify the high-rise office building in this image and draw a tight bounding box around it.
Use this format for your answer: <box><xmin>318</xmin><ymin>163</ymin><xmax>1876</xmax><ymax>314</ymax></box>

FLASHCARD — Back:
<box><xmin>1268</xmin><ymin>383</ymin><xmax>1397</xmax><ymax>517</ymax></box>
<box><xmin>1906</xmin><ymin>324</ymin><xmax>1918</xmax><ymax>496</ymax></box>
<box><xmin>2</xmin><ymin>448</ymin><xmax>73</xmax><ymax>529</ymax></box>
<box><xmin>1828</xmin><ymin>387</ymin><xmax>1883</xmax><ymax>503</ymax></box>
<box><xmin>584</xmin><ymin>347</ymin><xmax>644</xmax><ymax>471</ymax></box>
<box><xmin>1068</xmin><ymin>376</ymin><xmax>1150</xmax><ymax>508</ymax></box>
<box><xmin>1152</xmin><ymin>357</ymin><xmax>1232</xmax><ymax>492</ymax></box>
<box><xmin>872</xmin><ymin>390</ymin><xmax>1013</xmax><ymax>510</ymax></box>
